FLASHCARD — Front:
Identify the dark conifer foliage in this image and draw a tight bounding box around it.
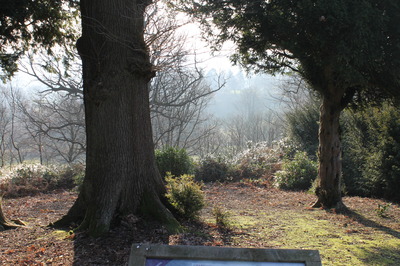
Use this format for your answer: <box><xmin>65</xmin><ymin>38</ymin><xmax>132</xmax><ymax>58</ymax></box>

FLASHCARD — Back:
<box><xmin>0</xmin><ymin>0</ymin><xmax>78</xmax><ymax>79</ymax></box>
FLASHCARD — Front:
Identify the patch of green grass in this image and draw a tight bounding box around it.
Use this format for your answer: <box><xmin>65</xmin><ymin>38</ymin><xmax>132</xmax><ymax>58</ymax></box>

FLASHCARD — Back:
<box><xmin>51</xmin><ymin>230</ymin><xmax>73</xmax><ymax>240</ymax></box>
<box><xmin>288</xmin><ymin>213</ymin><xmax>400</xmax><ymax>265</ymax></box>
<box><xmin>34</xmin><ymin>229</ymin><xmax>74</xmax><ymax>241</ymax></box>
<box><xmin>210</xmin><ymin>208</ymin><xmax>400</xmax><ymax>265</ymax></box>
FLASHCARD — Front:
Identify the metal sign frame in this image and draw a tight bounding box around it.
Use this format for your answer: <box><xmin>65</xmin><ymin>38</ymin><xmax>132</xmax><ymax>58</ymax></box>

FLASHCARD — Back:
<box><xmin>128</xmin><ymin>244</ymin><xmax>322</xmax><ymax>266</ymax></box>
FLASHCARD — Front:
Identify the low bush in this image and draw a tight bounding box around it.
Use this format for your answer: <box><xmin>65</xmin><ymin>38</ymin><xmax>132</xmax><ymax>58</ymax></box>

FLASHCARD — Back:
<box><xmin>0</xmin><ymin>163</ymin><xmax>85</xmax><ymax>197</ymax></box>
<box><xmin>375</xmin><ymin>203</ymin><xmax>392</xmax><ymax>218</ymax></box>
<box><xmin>155</xmin><ymin>146</ymin><xmax>194</xmax><ymax>178</ymax></box>
<box><xmin>231</xmin><ymin>141</ymin><xmax>282</xmax><ymax>181</ymax></box>
<box><xmin>165</xmin><ymin>173</ymin><xmax>205</xmax><ymax>220</ymax></box>
<box><xmin>274</xmin><ymin>151</ymin><xmax>318</xmax><ymax>191</ymax></box>
<box><xmin>195</xmin><ymin>157</ymin><xmax>230</xmax><ymax>183</ymax></box>
<box><xmin>284</xmin><ymin>100</ymin><xmax>320</xmax><ymax>160</ymax></box>
<box><xmin>72</xmin><ymin>171</ymin><xmax>86</xmax><ymax>191</ymax></box>
<box><xmin>212</xmin><ymin>205</ymin><xmax>232</xmax><ymax>230</ymax></box>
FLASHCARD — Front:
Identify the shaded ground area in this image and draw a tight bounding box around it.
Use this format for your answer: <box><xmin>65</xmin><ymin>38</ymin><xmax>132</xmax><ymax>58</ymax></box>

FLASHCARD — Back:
<box><xmin>1</xmin><ymin>183</ymin><xmax>400</xmax><ymax>265</ymax></box>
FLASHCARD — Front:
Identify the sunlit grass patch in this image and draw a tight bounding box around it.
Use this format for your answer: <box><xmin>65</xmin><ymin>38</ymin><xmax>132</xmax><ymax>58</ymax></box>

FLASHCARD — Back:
<box><xmin>201</xmin><ymin>191</ymin><xmax>400</xmax><ymax>266</ymax></box>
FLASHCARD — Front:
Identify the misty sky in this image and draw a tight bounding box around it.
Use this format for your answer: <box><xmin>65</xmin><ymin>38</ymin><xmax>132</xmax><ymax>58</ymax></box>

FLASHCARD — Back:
<box><xmin>179</xmin><ymin>21</ymin><xmax>284</xmax><ymax>118</ymax></box>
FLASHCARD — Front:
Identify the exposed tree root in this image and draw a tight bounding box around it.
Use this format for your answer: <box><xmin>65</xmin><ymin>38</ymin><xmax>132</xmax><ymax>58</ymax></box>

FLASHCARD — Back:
<box><xmin>0</xmin><ymin>196</ymin><xmax>26</xmax><ymax>230</ymax></box>
<box><xmin>50</xmin><ymin>192</ymin><xmax>86</xmax><ymax>229</ymax></box>
<box><xmin>50</xmin><ymin>188</ymin><xmax>181</xmax><ymax>237</ymax></box>
<box><xmin>311</xmin><ymin>199</ymin><xmax>322</xmax><ymax>208</ymax></box>
<box><xmin>311</xmin><ymin>198</ymin><xmax>348</xmax><ymax>213</ymax></box>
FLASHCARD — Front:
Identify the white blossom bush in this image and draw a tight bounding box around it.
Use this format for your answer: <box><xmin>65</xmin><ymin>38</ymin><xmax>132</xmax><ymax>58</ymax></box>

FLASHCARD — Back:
<box><xmin>230</xmin><ymin>141</ymin><xmax>282</xmax><ymax>181</ymax></box>
<box><xmin>0</xmin><ymin>163</ymin><xmax>84</xmax><ymax>197</ymax></box>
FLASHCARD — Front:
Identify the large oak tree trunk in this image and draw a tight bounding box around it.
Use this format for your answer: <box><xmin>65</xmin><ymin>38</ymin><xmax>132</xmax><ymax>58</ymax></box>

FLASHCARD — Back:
<box><xmin>313</xmin><ymin>91</ymin><xmax>345</xmax><ymax>209</ymax></box>
<box><xmin>54</xmin><ymin>0</ymin><xmax>179</xmax><ymax>236</ymax></box>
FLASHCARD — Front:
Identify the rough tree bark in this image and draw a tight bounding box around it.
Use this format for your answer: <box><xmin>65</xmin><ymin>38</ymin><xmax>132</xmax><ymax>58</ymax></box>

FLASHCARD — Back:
<box><xmin>54</xmin><ymin>0</ymin><xmax>179</xmax><ymax>236</ymax></box>
<box><xmin>313</xmin><ymin>81</ymin><xmax>346</xmax><ymax>209</ymax></box>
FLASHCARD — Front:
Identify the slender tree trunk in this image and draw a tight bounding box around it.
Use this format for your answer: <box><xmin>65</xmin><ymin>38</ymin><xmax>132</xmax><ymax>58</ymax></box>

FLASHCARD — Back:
<box><xmin>38</xmin><ymin>134</ymin><xmax>43</xmax><ymax>165</ymax></box>
<box><xmin>313</xmin><ymin>91</ymin><xmax>344</xmax><ymax>209</ymax></box>
<box><xmin>54</xmin><ymin>0</ymin><xmax>179</xmax><ymax>236</ymax></box>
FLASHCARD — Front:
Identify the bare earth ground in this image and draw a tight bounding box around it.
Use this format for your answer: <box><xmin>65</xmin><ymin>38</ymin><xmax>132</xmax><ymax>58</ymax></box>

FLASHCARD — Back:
<box><xmin>1</xmin><ymin>182</ymin><xmax>400</xmax><ymax>265</ymax></box>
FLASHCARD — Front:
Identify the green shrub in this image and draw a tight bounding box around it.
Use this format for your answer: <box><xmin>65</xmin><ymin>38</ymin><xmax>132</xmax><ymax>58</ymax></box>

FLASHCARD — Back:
<box><xmin>165</xmin><ymin>173</ymin><xmax>205</xmax><ymax>220</ymax></box>
<box><xmin>342</xmin><ymin>102</ymin><xmax>400</xmax><ymax>202</ymax></box>
<box><xmin>195</xmin><ymin>157</ymin><xmax>229</xmax><ymax>183</ymax></box>
<box><xmin>212</xmin><ymin>206</ymin><xmax>232</xmax><ymax>229</ymax></box>
<box><xmin>155</xmin><ymin>146</ymin><xmax>194</xmax><ymax>177</ymax></box>
<box><xmin>66</xmin><ymin>164</ymin><xmax>85</xmax><ymax>190</ymax></box>
<box><xmin>282</xmin><ymin>97</ymin><xmax>400</xmax><ymax>202</ymax></box>
<box><xmin>284</xmin><ymin>99</ymin><xmax>320</xmax><ymax>160</ymax></box>
<box><xmin>55</xmin><ymin>164</ymin><xmax>85</xmax><ymax>189</ymax></box>
<box><xmin>341</xmin><ymin>110</ymin><xmax>369</xmax><ymax>197</ymax></box>
<box><xmin>364</xmin><ymin>104</ymin><xmax>400</xmax><ymax>202</ymax></box>
<box><xmin>274</xmin><ymin>151</ymin><xmax>318</xmax><ymax>191</ymax></box>
<box><xmin>73</xmin><ymin>171</ymin><xmax>85</xmax><ymax>191</ymax></box>
<box><xmin>376</xmin><ymin>203</ymin><xmax>392</xmax><ymax>218</ymax></box>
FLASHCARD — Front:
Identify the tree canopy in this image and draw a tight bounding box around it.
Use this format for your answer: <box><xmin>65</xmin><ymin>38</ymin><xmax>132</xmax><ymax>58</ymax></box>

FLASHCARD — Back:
<box><xmin>173</xmin><ymin>0</ymin><xmax>400</xmax><ymax>101</ymax></box>
<box><xmin>0</xmin><ymin>0</ymin><xmax>79</xmax><ymax>80</ymax></box>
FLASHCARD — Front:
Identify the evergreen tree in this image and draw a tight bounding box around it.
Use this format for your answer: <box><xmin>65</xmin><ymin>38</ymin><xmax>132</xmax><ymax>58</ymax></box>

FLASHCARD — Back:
<box><xmin>172</xmin><ymin>0</ymin><xmax>400</xmax><ymax>208</ymax></box>
<box><xmin>0</xmin><ymin>0</ymin><xmax>78</xmax><ymax>80</ymax></box>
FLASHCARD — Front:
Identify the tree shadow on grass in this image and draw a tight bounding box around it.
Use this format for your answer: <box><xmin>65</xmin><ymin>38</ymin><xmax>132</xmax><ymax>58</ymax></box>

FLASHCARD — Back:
<box><xmin>71</xmin><ymin>218</ymin><xmax>238</xmax><ymax>265</ymax></box>
<box><xmin>343</xmin><ymin>208</ymin><xmax>400</xmax><ymax>239</ymax></box>
<box><xmin>357</xmin><ymin>246</ymin><xmax>400</xmax><ymax>265</ymax></box>
<box><xmin>216</xmin><ymin>226</ymin><xmax>235</xmax><ymax>245</ymax></box>
<box><xmin>164</xmin><ymin>219</ymin><xmax>248</xmax><ymax>247</ymax></box>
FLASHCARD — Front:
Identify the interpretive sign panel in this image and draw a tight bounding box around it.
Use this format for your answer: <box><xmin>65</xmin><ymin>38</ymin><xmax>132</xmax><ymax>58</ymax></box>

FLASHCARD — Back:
<box><xmin>128</xmin><ymin>244</ymin><xmax>322</xmax><ymax>266</ymax></box>
<box><xmin>145</xmin><ymin>258</ymin><xmax>305</xmax><ymax>265</ymax></box>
